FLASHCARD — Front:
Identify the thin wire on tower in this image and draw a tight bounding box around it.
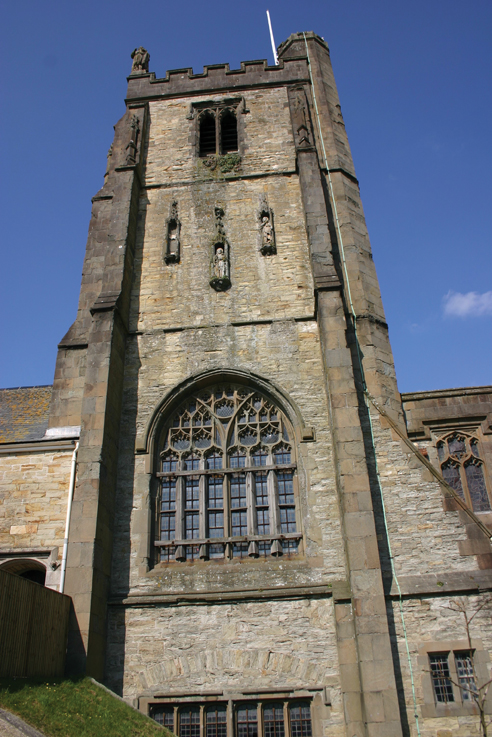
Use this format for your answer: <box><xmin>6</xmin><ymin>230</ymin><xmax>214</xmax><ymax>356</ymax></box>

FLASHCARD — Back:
<box><xmin>266</xmin><ymin>10</ymin><xmax>278</xmax><ymax>65</ymax></box>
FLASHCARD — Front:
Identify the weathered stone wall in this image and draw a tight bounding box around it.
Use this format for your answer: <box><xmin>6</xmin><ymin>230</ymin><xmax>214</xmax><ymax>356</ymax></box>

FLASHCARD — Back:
<box><xmin>0</xmin><ymin>448</ymin><xmax>72</xmax><ymax>587</ymax></box>
<box><xmin>131</xmin><ymin>177</ymin><xmax>314</xmax><ymax>333</ymax></box>
<box><xmin>370</xmin><ymin>415</ymin><xmax>473</xmax><ymax>577</ymax></box>
<box><xmin>0</xmin><ymin>449</ymin><xmax>71</xmax><ymax>550</ymax></box>
<box><xmin>389</xmin><ymin>593</ymin><xmax>492</xmax><ymax>737</ymax></box>
<box><xmin>111</xmin><ymin>318</ymin><xmax>346</xmax><ymax>596</ymax></box>
<box><xmin>107</xmin><ymin>597</ymin><xmax>346</xmax><ymax>736</ymax></box>
<box><xmin>143</xmin><ymin>89</ymin><xmax>296</xmax><ymax>188</ymax></box>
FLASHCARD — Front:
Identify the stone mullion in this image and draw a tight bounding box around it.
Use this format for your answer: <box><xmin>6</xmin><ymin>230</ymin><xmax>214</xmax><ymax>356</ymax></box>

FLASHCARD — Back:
<box><xmin>174</xmin><ymin>472</ymin><xmax>186</xmax><ymax>561</ymax></box>
<box><xmin>199</xmin><ymin>460</ymin><xmax>208</xmax><ymax>559</ymax></box>
<box><xmin>246</xmin><ymin>471</ymin><xmax>258</xmax><ymax>557</ymax></box>
<box><xmin>223</xmin><ymin>474</ymin><xmax>232</xmax><ymax>559</ymax></box>
<box><xmin>267</xmin><ymin>454</ymin><xmax>281</xmax><ymax>556</ymax></box>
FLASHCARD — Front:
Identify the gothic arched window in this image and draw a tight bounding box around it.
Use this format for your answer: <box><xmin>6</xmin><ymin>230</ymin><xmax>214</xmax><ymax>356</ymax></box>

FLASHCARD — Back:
<box><xmin>436</xmin><ymin>432</ymin><xmax>491</xmax><ymax>512</ymax></box>
<box><xmin>156</xmin><ymin>385</ymin><xmax>301</xmax><ymax>562</ymax></box>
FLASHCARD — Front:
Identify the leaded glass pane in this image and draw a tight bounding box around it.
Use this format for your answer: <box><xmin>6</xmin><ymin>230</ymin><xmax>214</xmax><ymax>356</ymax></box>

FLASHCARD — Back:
<box><xmin>161</xmin><ymin>478</ymin><xmax>176</xmax><ymax>511</ymax></box>
<box><xmin>471</xmin><ymin>440</ymin><xmax>480</xmax><ymax>457</ymax></box>
<box><xmin>163</xmin><ymin>455</ymin><xmax>178</xmax><ymax>472</ymax></box>
<box><xmin>274</xmin><ymin>449</ymin><xmax>291</xmax><ymax>464</ymax></box>
<box><xmin>264</xmin><ymin>704</ymin><xmax>284</xmax><ymax>737</ymax></box>
<box><xmin>208</xmin><ymin>453</ymin><xmax>223</xmax><ymax>470</ymax></box>
<box><xmin>237</xmin><ymin>705</ymin><xmax>258</xmax><ymax>737</ymax></box>
<box><xmin>208</xmin><ymin>512</ymin><xmax>224</xmax><ymax>538</ymax></box>
<box><xmin>255</xmin><ymin>473</ymin><xmax>269</xmax><ymax>505</ymax></box>
<box><xmin>289</xmin><ymin>704</ymin><xmax>311</xmax><ymax>737</ymax></box>
<box><xmin>455</xmin><ymin>651</ymin><xmax>477</xmax><ymax>701</ymax></box>
<box><xmin>231</xmin><ymin>474</ymin><xmax>247</xmax><ymax>508</ymax></box>
<box><xmin>230</xmin><ymin>450</ymin><xmax>247</xmax><ymax>468</ymax></box>
<box><xmin>442</xmin><ymin>463</ymin><xmax>464</xmax><ymax>499</ymax></box>
<box><xmin>278</xmin><ymin>472</ymin><xmax>294</xmax><ymax>504</ymax></box>
<box><xmin>185</xmin><ymin>512</ymin><xmax>199</xmax><ymax>539</ymax></box>
<box><xmin>209</xmin><ymin>476</ymin><xmax>224</xmax><ymax>507</ymax></box>
<box><xmin>206</xmin><ymin>705</ymin><xmax>227</xmax><ymax>737</ymax></box>
<box><xmin>430</xmin><ymin>654</ymin><xmax>454</xmax><ymax>703</ymax></box>
<box><xmin>280</xmin><ymin>507</ymin><xmax>296</xmax><ymax>533</ymax></box>
<box><xmin>180</xmin><ymin>707</ymin><xmax>200</xmax><ymax>737</ymax></box>
<box><xmin>448</xmin><ymin>436</ymin><xmax>466</xmax><ymax>458</ymax></box>
<box><xmin>152</xmin><ymin>707</ymin><xmax>174</xmax><ymax>728</ymax></box>
<box><xmin>252</xmin><ymin>450</ymin><xmax>269</xmax><ymax>467</ymax></box>
<box><xmin>257</xmin><ymin>508</ymin><xmax>270</xmax><ymax>535</ymax></box>
<box><xmin>186</xmin><ymin>477</ymin><xmax>200</xmax><ymax>509</ymax></box>
<box><xmin>465</xmin><ymin>462</ymin><xmax>490</xmax><ymax>512</ymax></box>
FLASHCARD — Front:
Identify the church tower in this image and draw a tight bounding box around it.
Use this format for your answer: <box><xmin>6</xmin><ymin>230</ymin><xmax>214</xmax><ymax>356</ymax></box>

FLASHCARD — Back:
<box><xmin>44</xmin><ymin>33</ymin><xmax>492</xmax><ymax>736</ymax></box>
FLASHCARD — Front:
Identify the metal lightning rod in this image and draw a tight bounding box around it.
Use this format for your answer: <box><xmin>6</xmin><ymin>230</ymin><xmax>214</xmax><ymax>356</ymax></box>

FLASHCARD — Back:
<box><xmin>266</xmin><ymin>10</ymin><xmax>278</xmax><ymax>65</ymax></box>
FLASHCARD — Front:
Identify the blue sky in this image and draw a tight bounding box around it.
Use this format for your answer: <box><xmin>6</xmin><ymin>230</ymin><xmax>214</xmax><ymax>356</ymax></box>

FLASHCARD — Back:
<box><xmin>1</xmin><ymin>0</ymin><xmax>491</xmax><ymax>392</ymax></box>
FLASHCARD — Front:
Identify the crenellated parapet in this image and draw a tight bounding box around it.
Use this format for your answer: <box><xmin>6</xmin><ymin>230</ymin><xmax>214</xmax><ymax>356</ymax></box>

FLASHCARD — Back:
<box><xmin>126</xmin><ymin>58</ymin><xmax>310</xmax><ymax>102</ymax></box>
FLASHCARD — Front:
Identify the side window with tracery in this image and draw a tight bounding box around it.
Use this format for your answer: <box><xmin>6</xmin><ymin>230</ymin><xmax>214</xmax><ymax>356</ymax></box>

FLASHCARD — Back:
<box><xmin>156</xmin><ymin>385</ymin><xmax>301</xmax><ymax>562</ymax></box>
<box><xmin>436</xmin><ymin>431</ymin><xmax>490</xmax><ymax>512</ymax></box>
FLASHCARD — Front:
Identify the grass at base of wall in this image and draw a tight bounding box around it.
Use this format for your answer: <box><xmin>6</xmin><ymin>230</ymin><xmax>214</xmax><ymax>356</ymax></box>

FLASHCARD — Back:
<box><xmin>0</xmin><ymin>677</ymin><xmax>170</xmax><ymax>737</ymax></box>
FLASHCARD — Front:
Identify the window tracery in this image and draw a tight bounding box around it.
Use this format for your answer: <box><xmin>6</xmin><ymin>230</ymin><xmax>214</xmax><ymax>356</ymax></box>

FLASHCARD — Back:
<box><xmin>436</xmin><ymin>431</ymin><xmax>490</xmax><ymax>512</ymax></box>
<box><xmin>156</xmin><ymin>385</ymin><xmax>301</xmax><ymax>562</ymax></box>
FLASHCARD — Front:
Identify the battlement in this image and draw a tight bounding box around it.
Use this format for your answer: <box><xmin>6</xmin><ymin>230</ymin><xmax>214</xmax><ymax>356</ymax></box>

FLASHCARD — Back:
<box><xmin>126</xmin><ymin>57</ymin><xmax>310</xmax><ymax>103</ymax></box>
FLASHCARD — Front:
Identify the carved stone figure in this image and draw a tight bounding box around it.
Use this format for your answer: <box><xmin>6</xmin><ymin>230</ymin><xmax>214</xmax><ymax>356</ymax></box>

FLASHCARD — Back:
<box><xmin>289</xmin><ymin>87</ymin><xmax>313</xmax><ymax>149</ymax></box>
<box><xmin>213</xmin><ymin>247</ymin><xmax>227</xmax><ymax>279</ymax></box>
<box><xmin>258</xmin><ymin>196</ymin><xmax>276</xmax><ymax>256</ymax></box>
<box><xmin>130</xmin><ymin>47</ymin><xmax>150</xmax><ymax>74</ymax></box>
<box><xmin>164</xmin><ymin>200</ymin><xmax>181</xmax><ymax>264</ymax></box>
<box><xmin>210</xmin><ymin>207</ymin><xmax>231</xmax><ymax>291</ymax></box>
<box><xmin>261</xmin><ymin>216</ymin><xmax>274</xmax><ymax>246</ymax></box>
<box><xmin>125</xmin><ymin>115</ymin><xmax>140</xmax><ymax>165</ymax></box>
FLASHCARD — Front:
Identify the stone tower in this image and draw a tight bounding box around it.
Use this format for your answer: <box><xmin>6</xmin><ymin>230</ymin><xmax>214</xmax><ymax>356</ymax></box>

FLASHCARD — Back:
<box><xmin>45</xmin><ymin>32</ymin><xmax>492</xmax><ymax>736</ymax></box>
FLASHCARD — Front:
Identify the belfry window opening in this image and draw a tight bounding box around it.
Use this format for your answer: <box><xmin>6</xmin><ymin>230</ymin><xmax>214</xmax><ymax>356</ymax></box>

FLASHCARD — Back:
<box><xmin>156</xmin><ymin>384</ymin><xmax>301</xmax><ymax>562</ymax></box>
<box><xmin>198</xmin><ymin>108</ymin><xmax>238</xmax><ymax>157</ymax></box>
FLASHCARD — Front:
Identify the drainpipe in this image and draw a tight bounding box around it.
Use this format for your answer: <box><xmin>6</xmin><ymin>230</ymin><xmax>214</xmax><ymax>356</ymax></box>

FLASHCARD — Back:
<box><xmin>60</xmin><ymin>441</ymin><xmax>79</xmax><ymax>594</ymax></box>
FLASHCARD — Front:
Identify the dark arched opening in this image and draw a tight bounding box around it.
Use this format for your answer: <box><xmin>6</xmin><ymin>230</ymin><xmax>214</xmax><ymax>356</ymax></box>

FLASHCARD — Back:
<box><xmin>1</xmin><ymin>559</ymin><xmax>46</xmax><ymax>586</ymax></box>
<box><xmin>220</xmin><ymin>110</ymin><xmax>238</xmax><ymax>153</ymax></box>
<box><xmin>199</xmin><ymin>112</ymin><xmax>216</xmax><ymax>156</ymax></box>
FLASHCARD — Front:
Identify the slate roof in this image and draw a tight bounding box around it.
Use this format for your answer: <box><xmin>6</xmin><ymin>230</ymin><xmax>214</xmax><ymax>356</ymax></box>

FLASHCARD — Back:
<box><xmin>0</xmin><ymin>386</ymin><xmax>52</xmax><ymax>443</ymax></box>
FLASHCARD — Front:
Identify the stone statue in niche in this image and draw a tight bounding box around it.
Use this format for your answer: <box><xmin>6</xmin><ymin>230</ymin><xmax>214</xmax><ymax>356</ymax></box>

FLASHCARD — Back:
<box><xmin>164</xmin><ymin>200</ymin><xmax>181</xmax><ymax>264</ymax></box>
<box><xmin>258</xmin><ymin>195</ymin><xmax>276</xmax><ymax>256</ymax></box>
<box><xmin>210</xmin><ymin>207</ymin><xmax>231</xmax><ymax>291</ymax></box>
<box><xmin>125</xmin><ymin>115</ymin><xmax>139</xmax><ymax>165</ymax></box>
<box><xmin>130</xmin><ymin>47</ymin><xmax>150</xmax><ymax>74</ymax></box>
<box><xmin>213</xmin><ymin>247</ymin><xmax>227</xmax><ymax>279</ymax></box>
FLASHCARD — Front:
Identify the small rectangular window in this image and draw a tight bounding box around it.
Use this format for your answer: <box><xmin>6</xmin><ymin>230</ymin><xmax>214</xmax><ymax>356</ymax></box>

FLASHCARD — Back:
<box><xmin>151</xmin><ymin>698</ymin><xmax>312</xmax><ymax>737</ymax></box>
<box><xmin>263</xmin><ymin>704</ymin><xmax>284</xmax><ymax>737</ymax></box>
<box><xmin>289</xmin><ymin>704</ymin><xmax>312</xmax><ymax>737</ymax></box>
<box><xmin>237</xmin><ymin>705</ymin><xmax>258</xmax><ymax>737</ymax></box>
<box><xmin>207</xmin><ymin>706</ymin><xmax>227</xmax><ymax>737</ymax></box>
<box><xmin>429</xmin><ymin>654</ymin><xmax>454</xmax><ymax>703</ymax></box>
<box><xmin>152</xmin><ymin>706</ymin><xmax>174</xmax><ymax>729</ymax></box>
<box><xmin>455</xmin><ymin>651</ymin><xmax>477</xmax><ymax>701</ymax></box>
<box><xmin>180</xmin><ymin>707</ymin><xmax>200</xmax><ymax>737</ymax></box>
